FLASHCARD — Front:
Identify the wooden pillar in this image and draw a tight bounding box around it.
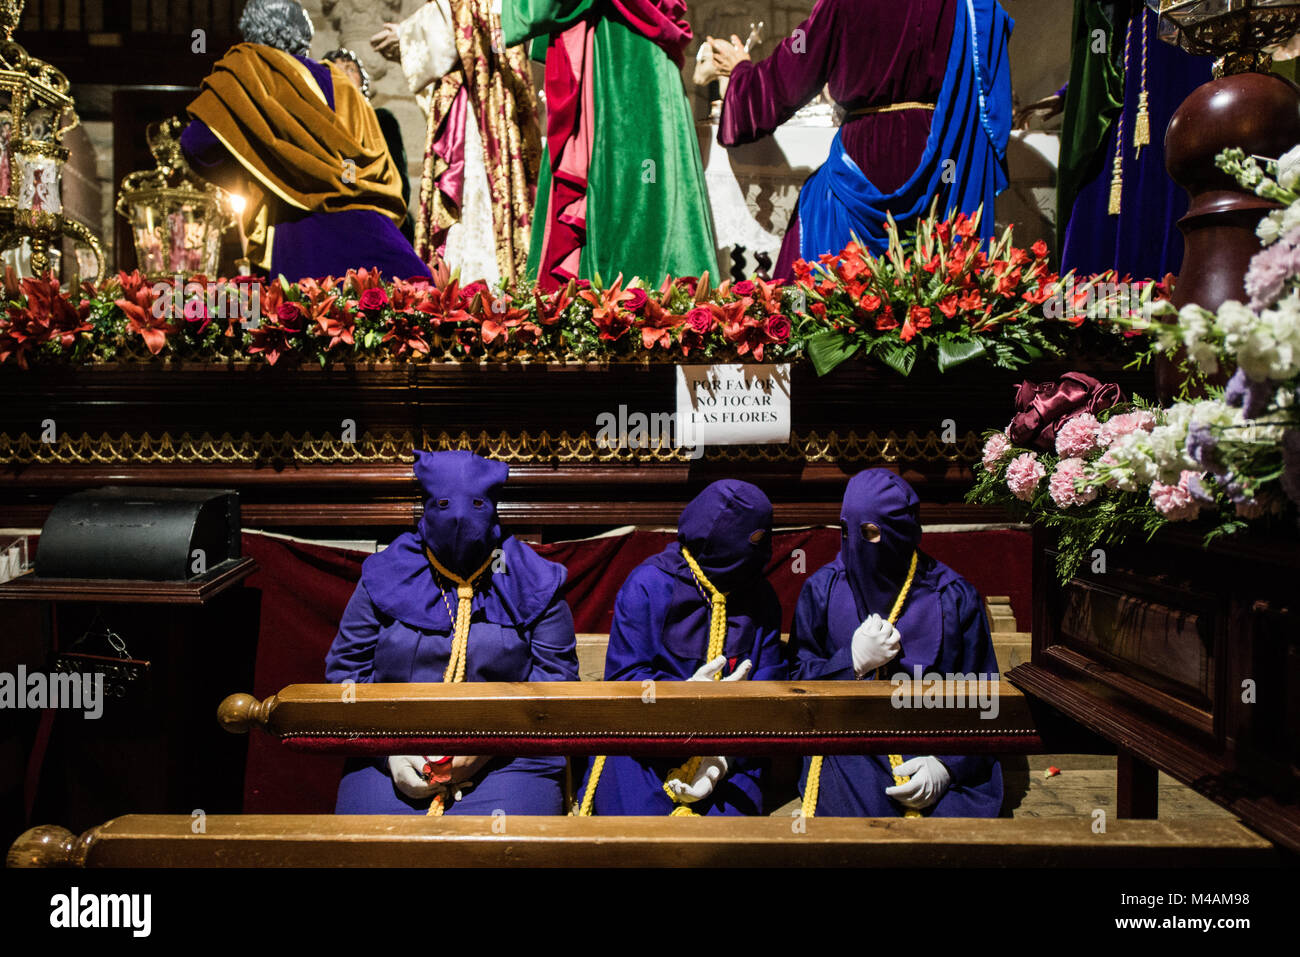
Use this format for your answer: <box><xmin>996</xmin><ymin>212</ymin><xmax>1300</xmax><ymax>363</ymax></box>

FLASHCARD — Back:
<box><xmin>1116</xmin><ymin>750</ymin><xmax>1158</xmax><ymax>819</ymax></box>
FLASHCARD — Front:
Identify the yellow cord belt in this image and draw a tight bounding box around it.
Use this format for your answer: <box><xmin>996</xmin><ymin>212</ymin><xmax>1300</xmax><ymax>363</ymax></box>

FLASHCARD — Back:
<box><xmin>422</xmin><ymin>547</ymin><xmax>493</xmax><ymax>816</ymax></box>
<box><xmin>802</xmin><ymin>550</ymin><xmax>918</xmax><ymax>820</ymax></box>
<box><xmin>579</xmin><ymin>546</ymin><xmax>725</xmax><ymax>817</ymax></box>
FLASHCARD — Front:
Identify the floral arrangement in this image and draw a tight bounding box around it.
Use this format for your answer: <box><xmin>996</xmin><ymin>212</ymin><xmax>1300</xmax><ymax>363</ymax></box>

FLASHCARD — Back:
<box><xmin>1118</xmin><ymin>146</ymin><xmax>1300</xmax><ymax>517</ymax></box>
<box><xmin>966</xmin><ymin>373</ymin><xmax>1281</xmax><ymax>580</ymax></box>
<box><xmin>0</xmin><ymin>208</ymin><xmax>1143</xmax><ymax>372</ymax></box>
<box><xmin>971</xmin><ymin>144</ymin><xmax>1300</xmax><ymax>580</ymax></box>
<box><xmin>789</xmin><ymin>203</ymin><xmax>1163</xmax><ymax>376</ymax></box>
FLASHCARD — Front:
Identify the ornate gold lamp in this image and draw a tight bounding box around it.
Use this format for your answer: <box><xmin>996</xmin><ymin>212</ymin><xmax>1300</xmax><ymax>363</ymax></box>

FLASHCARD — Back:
<box><xmin>0</xmin><ymin>0</ymin><xmax>104</xmax><ymax>281</ymax></box>
<box><xmin>1148</xmin><ymin>0</ymin><xmax>1300</xmax><ymax>311</ymax></box>
<box><xmin>116</xmin><ymin>116</ymin><xmax>236</xmax><ymax>280</ymax></box>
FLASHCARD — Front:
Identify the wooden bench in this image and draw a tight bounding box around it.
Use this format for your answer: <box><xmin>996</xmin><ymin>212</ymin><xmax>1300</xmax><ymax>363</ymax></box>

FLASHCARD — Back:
<box><xmin>216</xmin><ymin>679</ymin><xmax>1046</xmax><ymax>756</ymax></box>
<box><xmin>8</xmin><ymin>815</ymin><xmax>1275</xmax><ymax>868</ymax></box>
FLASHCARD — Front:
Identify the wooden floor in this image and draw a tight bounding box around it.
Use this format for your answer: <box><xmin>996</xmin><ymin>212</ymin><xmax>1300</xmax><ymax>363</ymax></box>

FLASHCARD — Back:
<box><xmin>771</xmin><ymin>754</ymin><xmax>1234</xmax><ymax>820</ymax></box>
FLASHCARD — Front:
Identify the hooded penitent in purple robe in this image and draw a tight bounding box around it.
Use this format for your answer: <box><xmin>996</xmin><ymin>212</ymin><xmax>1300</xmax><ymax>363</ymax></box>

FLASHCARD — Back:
<box><xmin>790</xmin><ymin>469</ymin><xmax>1002</xmax><ymax>817</ymax></box>
<box><xmin>326</xmin><ymin>450</ymin><xmax>578</xmax><ymax>814</ymax></box>
<box><xmin>579</xmin><ymin>480</ymin><xmax>787</xmax><ymax>815</ymax></box>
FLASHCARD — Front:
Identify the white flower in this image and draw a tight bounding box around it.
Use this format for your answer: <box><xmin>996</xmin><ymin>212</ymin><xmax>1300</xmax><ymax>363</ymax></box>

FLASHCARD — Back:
<box><xmin>1278</xmin><ymin>146</ymin><xmax>1300</xmax><ymax>191</ymax></box>
<box><xmin>1258</xmin><ymin>209</ymin><xmax>1285</xmax><ymax>245</ymax></box>
<box><xmin>1280</xmin><ymin>201</ymin><xmax>1300</xmax><ymax>235</ymax></box>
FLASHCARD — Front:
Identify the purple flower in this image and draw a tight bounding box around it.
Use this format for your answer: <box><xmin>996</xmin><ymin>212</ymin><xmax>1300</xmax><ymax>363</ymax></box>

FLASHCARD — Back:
<box><xmin>1186</xmin><ymin>473</ymin><xmax>1218</xmax><ymax>505</ymax></box>
<box><xmin>1184</xmin><ymin>422</ymin><xmax>1223</xmax><ymax>474</ymax></box>
<box><xmin>1224</xmin><ymin>367</ymin><xmax>1273</xmax><ymax>419</ymax></box>
<box><xmin>1245</xmin><ymin>240</ymin><xmax>1293</xmax><ymax>311</ymax></box>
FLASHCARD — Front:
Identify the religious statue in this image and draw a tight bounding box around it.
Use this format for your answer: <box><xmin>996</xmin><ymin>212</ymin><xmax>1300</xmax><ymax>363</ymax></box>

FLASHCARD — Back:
<box><xmin>370</xmin><ymin>0</ymin><xmax>540</xmax><ymax>284</ymax></box>
<box><xmin>501</xmin><ymin>0</ymin><xmax>720</xmax><ymax>290</ymax></box>
<box><xmin>180</xmin><ymin>0</ymin><xmax>428</xmax><ymax>282</ymax></box>
<box><xmin>703</xmin><ymin>0</ymin><xmax>1013</xmax><ymax>278</ymax></box>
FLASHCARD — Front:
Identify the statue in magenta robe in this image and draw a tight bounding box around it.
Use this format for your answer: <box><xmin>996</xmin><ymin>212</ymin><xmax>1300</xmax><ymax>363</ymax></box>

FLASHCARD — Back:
<box><xmin>791</xmin><ymin>469</ymin><xmax>1003</xmax><ymax>817</ymax></box>
<box><xmin>577</xmin><ymin>480</ymin><xmax>787</xmax><ymax>815</ymax></box>
<box><xmin>326</xmin><ymin>450</ymin><xmax>578</xmax><ymax>815</ymax></box>
<box><xmin>712</xmin><ymin>0</ymin><xmax>1012</xmax><ymax>279</ymax></box>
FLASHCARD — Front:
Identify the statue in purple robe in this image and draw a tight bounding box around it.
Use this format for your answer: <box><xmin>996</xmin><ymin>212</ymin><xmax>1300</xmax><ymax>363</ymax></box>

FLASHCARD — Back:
<box><xmin>791</xmin><ymin>469</ymin><xmax>1003</xmax><ymax>817</ymax></box>
<box><xmin>180</xmin><ymin>0</ymin><xmax>430</xmax><ymax>283</ymax></box>
<box><xmin>712</xmin><ymin>0</ymin><xmax>1012</xmax><ymax>278</ymax></box>
<box><xmin>326</xmin><ymin>450</ymin><xmax>578</xmax><ymax>815</ymax></box>
<box><xmin>578</xmin><ymin>480</ymin><xmax>787</xmax><ymax>815</ymax></box>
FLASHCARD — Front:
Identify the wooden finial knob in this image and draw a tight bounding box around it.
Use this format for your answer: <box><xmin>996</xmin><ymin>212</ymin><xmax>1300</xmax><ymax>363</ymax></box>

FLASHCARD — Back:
<box><xmin>217</xmin><ymin>692</ymin><xmax>264</xmax><ymax>733</ymax></box>
<box><xmin>7</xmin><ymin>825</ymin><xmax>77</xmax><ymax>868</ymax></box>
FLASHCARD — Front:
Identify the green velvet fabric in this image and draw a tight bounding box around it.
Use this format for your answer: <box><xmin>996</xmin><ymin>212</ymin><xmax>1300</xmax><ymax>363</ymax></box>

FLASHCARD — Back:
<box><xmin>503</xmin><ymin>1</ymin><xmax>718</xmax><ymax>284</ymax></box>
<box><xmin>1055</xmin><ymin>0</ymin><xmax>1125</xmax><ymax>252</ymax></box>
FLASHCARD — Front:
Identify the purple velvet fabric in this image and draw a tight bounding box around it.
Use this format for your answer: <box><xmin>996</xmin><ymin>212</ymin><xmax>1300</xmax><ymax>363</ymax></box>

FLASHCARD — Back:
<box><xmin>719</xmin><ymin>0</ymin><xmax>957</xmax><ymax>278</ymax></box>
<box><xmin>581</xmin><ymin>480</ymin><xmax>787</xmax><ymax>815</ymax></box>
<box><xmin>414</xmin><ymin>449</ymin><xmax>508</xmax><ymax>576</ymax></box>
<box><xmin>179</xmin><ymin>53</ymin><xmax>429</xmax><ymax>283</ymax></box>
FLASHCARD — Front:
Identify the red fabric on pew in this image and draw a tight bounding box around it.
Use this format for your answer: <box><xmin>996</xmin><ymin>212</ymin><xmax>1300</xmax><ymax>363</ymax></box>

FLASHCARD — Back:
<box><xmin>238</xmin><ymin>527</ymin><xmax>1031</xmax><ymax>813</ymax></box>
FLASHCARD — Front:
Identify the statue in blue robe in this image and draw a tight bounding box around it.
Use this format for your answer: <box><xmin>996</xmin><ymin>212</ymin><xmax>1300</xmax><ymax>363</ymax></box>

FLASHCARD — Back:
<box><xmin>579</xmin><ymin>480</ymin><xmax>788</xmax><ymax>815</ymax></box>
<box><xmin>791</xmin><ymin>469</ymin><xmax>1002</xmax><ymax>817</ymax></box>
<box><xmin>326</xmin><ymin>450</ymin><xmax>578</xmax><ymax>815</ymax></box>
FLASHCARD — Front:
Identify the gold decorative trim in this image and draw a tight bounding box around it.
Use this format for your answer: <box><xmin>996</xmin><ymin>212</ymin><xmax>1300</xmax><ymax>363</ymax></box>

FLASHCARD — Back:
<box><xmin>0</xmin><ymin>430</ymin><xmax>982</xmax><ymax>466</ymax></box>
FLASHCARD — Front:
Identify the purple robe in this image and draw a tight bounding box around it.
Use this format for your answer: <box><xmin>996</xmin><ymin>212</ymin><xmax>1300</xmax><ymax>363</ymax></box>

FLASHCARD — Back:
<box><xmin>719</xmin><ymin>0</ymin><xmax>957</xmax><ymax>278</ymax></box>
<box><xmin>790</xmin><ymin>469</ymin><xmax>1002</xmax><ymax>816</ymax></box>
<box><xmin>580</xmin><ymin>480</ymin><xmax>788</xmax><ymax>815</ymax></box>
<box><xmin>326</xmin><ymin>451</ymin><xmax>578</xmax><ymax>815</ymax></box>
<box><xmin>180</xmin><ymin>54</ymin><xmax>430</xmax><ymax>283</ymax></box>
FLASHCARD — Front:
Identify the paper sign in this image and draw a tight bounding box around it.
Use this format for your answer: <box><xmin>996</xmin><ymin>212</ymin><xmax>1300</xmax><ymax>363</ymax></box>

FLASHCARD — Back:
<box><xmin>675</xmin><ymin>363</ymin><xmax>792</xmax><ymax>447</ymax></box>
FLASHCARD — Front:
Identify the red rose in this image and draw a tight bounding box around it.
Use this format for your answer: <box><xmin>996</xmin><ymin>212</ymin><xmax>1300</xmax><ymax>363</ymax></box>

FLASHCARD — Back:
<box><xmin>1031</xmin><ymin>240</ymin><xmax>1049</xmax><ymax>259</ymax></box>
<box><xmin>624</xmin><ymin>288</ymin><xmax>648</xmax><ymax>313</ymax></box>
<box><xmin>359</xmin><ymin>287</ymin><xmax>389</xmax><ymax>311</ymax></box>
<box><xmin>908</xmin><ymin>305</ymin><xmax>932</xmax><ymax>330</ymax></box>
<box><xmin>874</xmin><ymin>305</ymin><xmax>898</xmax><ymax>331</ymax></box>
<box><xmin>685</xmin><ymin>306</ymin><xmax>714</xmax><ymax>334</ymax></box>
<box><xmin>732</xmin><ymin>280</ymin><xmax>755</xmax><ymax>297</ymax></box>
<box><xmin>765</xmin><ymin>313</ymin><xmax>791</xmax><ymax>344</ymax></box>
<box><xmin>276</xmin><ymin>301</ymin><xmax>305</xmax><ymax>332</ymax></box>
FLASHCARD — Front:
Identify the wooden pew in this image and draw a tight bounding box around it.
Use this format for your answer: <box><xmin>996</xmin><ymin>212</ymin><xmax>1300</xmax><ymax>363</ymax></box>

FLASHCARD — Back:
<box><xmin>217</xmin><ymin>679</ymin><xmax>1047</xmax><ymax>756</ymax></box>
<box><xmin>8</xmin><ymin>815</ymin><xmax>1275</xmax><ymax>868</ymax></box>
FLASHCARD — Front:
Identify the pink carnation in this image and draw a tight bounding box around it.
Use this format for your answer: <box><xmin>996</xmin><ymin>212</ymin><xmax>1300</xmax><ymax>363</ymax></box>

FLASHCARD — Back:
<box><xmin>1005</xmin><ymin>452</ymin><xmax>1046</xmax><ymax>501</ymax></box>
<box><xmin>1098</xmin><ymin>410</ymin><xmax>1156</xmax><ymax>446</ymax></box>
<box><xmin>982</xmin><ymin>431</ymin><xmax>1011</xmax><ymax>469</ymax></box>
<box><xmin>1054</xmin><ymin>413</ymin><xmax>1101</xmax><ymax>458</ymax></box>
<box><xmin>1149</xmin><ymin>470</ymin><xmax>1202</xmax><ymax>521</ymax></box>
<box><xmin>1048</xmin><ymin>457</ymin><xmax>1098</xmax><ymax>508</ymax></box>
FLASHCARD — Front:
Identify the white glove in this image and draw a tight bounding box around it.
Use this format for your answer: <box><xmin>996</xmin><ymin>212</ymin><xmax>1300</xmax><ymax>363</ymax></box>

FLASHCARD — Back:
<box><xmin>666</xmin><ymin>755</ymin><xmax>729</xmax><ymax>803</ymax></box>
<box><xmin>884</xmin><ymin>756</ymin><xmax>951</xmax><ymax>810</ymax></box>
<box><xmin>689</xmin><ymin>655</ymin><xmax>752</xmax><ymax>682</ymax></box>
<box><xmin>851</xmin><ymin>614</ymin><xmax>901</xmax><ymax>677</ymax></box>
<box><xmin>388</xmin><ymin>755</ymin><xmax>439</xmax><ymax>800</ymax></box>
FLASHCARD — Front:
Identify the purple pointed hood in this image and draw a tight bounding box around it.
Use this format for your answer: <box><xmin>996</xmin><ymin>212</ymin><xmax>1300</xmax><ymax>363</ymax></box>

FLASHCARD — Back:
<box><xmin>839</xmin><ymin>469</ymin><xmax>922</xmax><ymax>617</ymax></box>
<box><xmin>676</xmin><ymin>479</ymin><xmax>773</xmax><ymax>592</ymax></box>
<box><xmin>414</xmin><ymin>449</ymin><xmax>508</xmax><ymax>576</ymax></box>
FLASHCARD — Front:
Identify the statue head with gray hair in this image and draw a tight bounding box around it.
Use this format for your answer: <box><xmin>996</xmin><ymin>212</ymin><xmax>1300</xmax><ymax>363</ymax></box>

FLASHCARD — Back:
<box><xmin>238</xmin><ymin>0</ymin><xmax>315</xmax><ymax>56</ymax></box>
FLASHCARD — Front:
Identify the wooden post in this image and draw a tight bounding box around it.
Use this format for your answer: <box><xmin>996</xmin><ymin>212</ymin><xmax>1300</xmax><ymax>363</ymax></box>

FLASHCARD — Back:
<box><xmin>1116</xmin><ymin>750</ymin><xmax>1158</xmax><ymax>820</ymax></box>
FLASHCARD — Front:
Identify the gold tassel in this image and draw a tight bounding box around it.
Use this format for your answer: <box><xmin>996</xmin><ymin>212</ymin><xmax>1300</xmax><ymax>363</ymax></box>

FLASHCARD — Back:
<box><xmin>1108</xmin><ymin>167</ymin><xmax>1124</xmax><ymax>216</ymax></box>
<box><xmin>1134</xmin><ymin>90</ymin><xmax>1150</xmax><ymax>150</ymax></box>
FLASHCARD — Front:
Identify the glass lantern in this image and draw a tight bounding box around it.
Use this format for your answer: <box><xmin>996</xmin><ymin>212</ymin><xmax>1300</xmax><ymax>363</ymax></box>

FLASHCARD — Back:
<box><xmin>116</xmin><ymin>116</ymin><xmax>235</xmax><ymax>281</ymax></box>
<box><xmin>0</xmin><ymin>0</ymin><xmax>104</xmax><ymax>280</ymax></box>
<box><xmin>1149</xmin><ymin>0</ymin><xmax>1300</xmax><ymax>72</ymax></box>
